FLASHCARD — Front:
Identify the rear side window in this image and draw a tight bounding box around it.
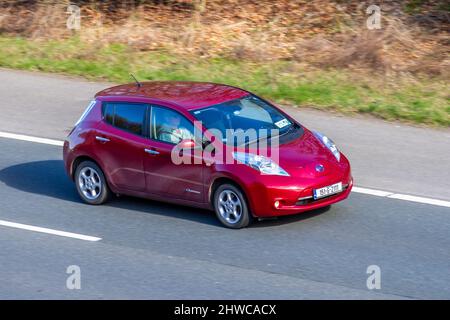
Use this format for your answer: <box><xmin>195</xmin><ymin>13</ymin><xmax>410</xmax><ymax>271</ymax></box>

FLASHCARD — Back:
<box><xmin>103</xmin><ymin>103</ymin><xmax>114</xmax><ymax>125</ymax></box>
<box><xmin>103</xmin><ymin>103</ymin><xmax>146</xmax><ymax>136</ymax></box>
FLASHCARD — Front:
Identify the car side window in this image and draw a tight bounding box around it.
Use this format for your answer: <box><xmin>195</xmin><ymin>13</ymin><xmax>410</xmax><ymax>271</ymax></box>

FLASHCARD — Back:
<box><xmin>103</xmin><ymin>103</ymin><xmax>146</xmax><ymax>136</ymax></box>
<box><xmin>151</xmin><ymin>106</ymin><xmax>194</xmax><ymax>144</ymax></box>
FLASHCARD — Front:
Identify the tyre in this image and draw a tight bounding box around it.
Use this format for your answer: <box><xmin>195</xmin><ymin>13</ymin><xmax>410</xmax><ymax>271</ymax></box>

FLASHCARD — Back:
<box><xmin>74</xmin><ymin>160</ymin><xmax>110</xmax><ymax>205</ymax></box>
<box><xmin>213</xmin><ymin>183</ymin><xmax>252</xmax><ymax>229</ymax></box>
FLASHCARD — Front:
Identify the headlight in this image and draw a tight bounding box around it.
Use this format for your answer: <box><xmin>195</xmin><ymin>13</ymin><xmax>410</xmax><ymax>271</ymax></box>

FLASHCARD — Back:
<box><xmin>232</xmin><ymin>152</ymin><xmax>290</xmax><ymax>176</ymax></box>
<box><xmin>313</xmin><ymin>131</ymin><xmax>341</xmax><ymax>161</ymax></box>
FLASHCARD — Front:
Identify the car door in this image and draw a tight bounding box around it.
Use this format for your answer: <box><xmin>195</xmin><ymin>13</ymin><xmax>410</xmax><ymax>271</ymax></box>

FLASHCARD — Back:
<box><xmin>143</xmin><ymin>105</ymin><xmax>204</xmax><ymax>202</ymax></box>
<box><xmin>94</xmin><ymin>102</ymin><xmax>148</xmax><ymax>191</ymax></box>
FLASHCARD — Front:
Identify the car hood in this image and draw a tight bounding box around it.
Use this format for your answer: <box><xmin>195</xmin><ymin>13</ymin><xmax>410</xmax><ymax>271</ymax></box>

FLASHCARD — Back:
<box><xmin>229</xmin><ymin>127</ymin><xmax>349</xmax><ymax>178</ymax></box>
<box><xmin>241</xmin><ymin>129</ymin><xmax>346</xmax><ymax>178</ymax></box>
<box><xmin>280</xmin><ymin>129</ymin><xmax>348</xmax><ymax>178</ymax></box>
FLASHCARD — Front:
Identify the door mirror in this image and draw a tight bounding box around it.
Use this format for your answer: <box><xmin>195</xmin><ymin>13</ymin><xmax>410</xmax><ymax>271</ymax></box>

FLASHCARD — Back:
<box><xmin>179</xmin><ymin>139</ymin><xmax>202</xmax><ymax>150</ymax></box>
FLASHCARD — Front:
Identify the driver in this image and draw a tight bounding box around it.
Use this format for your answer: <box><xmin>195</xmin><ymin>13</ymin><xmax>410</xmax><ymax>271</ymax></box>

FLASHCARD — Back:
<box><xmin>158</xmin><ymin>112</ymin><xmax>193</xmax><ymax>144</ymax></box>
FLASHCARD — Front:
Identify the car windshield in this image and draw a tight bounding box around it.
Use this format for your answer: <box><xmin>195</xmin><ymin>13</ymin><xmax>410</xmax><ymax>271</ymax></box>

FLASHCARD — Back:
<box><xmin>190</xmin><ymin>95</ymin><xmax>296</xmax><ymax>146</ymax></box>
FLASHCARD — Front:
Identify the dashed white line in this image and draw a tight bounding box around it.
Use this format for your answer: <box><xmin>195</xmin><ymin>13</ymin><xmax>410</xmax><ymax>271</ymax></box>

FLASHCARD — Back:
<box><xmin>0</xmin><ymin>131</ymin><xmax>63</xmax><ymax>146</ymax></box>
<box><xmin>0</xmin><ymin>130</ymin><xmax>449</xmax><ymax>209</ymax></box>
<box><xmin>0</xmin><ymin>219</ymin><xmax>102</xmax><ymax>241</ymax></box>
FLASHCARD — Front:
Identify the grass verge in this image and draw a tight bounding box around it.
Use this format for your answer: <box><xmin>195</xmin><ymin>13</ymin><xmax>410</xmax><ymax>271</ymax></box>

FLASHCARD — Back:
<box><xmin>0</xmin><ymin>36</ymin><xmax>448</xmax><ymax>127</ymax></box>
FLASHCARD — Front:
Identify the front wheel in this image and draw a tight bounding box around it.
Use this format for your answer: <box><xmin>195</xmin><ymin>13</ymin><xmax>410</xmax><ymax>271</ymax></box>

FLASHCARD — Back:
<box><xmin>213</xmin><ymin>184</ymin><xmax>252</xmax><ymax>229</ymax></box>
<box><xmin>75</xmin><ymin>161</ymin><xmax>110</xmax><ymax>205</ymax></box>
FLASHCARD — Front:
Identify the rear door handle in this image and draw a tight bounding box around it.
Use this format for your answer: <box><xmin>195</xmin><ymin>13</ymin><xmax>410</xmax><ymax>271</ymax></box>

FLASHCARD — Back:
<box><xmin>95</xmin><ymin>136</ymin><xmax>110</xmax><ymax>143</ymax></box>
<box><xmin>145</xmin><ymin>149</ymin><xmax>160</xmax><ymax>155</ymax></box>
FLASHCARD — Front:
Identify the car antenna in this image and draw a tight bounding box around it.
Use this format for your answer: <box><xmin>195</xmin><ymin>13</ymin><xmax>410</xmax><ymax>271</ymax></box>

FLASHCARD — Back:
<box><xmin>130</xmin><ymin>73</ymin><xmax>142</xmax><ymax>88</ymax></box>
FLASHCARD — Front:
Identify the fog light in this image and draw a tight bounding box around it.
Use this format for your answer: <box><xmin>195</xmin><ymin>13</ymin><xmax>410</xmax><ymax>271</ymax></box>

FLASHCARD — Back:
<box><xmin>274</xmin><ymin>201</ymin><xmax>280</xmax><ymax>209</ymax></box>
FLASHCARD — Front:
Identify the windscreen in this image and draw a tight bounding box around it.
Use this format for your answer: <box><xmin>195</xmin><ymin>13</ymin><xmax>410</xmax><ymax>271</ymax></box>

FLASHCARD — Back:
<box><xmin>190</xmin><ymin>96</ymin><xmax>296</xmax><ymax>146</ymax></box>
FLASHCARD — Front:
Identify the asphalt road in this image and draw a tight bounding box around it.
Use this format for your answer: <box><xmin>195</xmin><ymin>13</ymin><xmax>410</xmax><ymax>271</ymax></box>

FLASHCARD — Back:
<box><xmin>0</xmin><ymin>69</ymin><xmax>449</xmax><ymax>299</ymax></box>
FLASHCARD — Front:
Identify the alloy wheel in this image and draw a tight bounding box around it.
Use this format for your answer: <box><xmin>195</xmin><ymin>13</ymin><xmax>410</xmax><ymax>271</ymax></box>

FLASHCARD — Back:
<box><xmin>78</xmin><ymin>167</ymin><xmax>102</xmax><ymax>200</ymax></box>
<box><xmin>217</xmin><ymin>189</ymin><xmax>243</xmax><ymax>224</ymax></box>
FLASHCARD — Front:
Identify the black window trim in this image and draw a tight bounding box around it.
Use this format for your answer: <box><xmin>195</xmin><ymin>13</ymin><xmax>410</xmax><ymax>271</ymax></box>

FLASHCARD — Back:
<box><xmin>101</xmin><ymin>101</ymin><xmax>150</xmax><ymax>138</ymax></box>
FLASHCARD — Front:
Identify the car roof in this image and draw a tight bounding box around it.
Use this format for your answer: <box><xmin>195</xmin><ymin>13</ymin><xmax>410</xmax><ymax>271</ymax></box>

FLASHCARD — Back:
<box><xmin>95</xmin><ymin>81</ymin><xmax>249</xmax><ymax>110</ymax></box>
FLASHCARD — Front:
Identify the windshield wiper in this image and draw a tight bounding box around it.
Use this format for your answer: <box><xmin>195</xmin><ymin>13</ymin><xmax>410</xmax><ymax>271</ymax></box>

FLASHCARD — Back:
<box><xmin>244</xmin><ymin>129</ymin><xmax>280</xmax><ymax>146</ymax></box>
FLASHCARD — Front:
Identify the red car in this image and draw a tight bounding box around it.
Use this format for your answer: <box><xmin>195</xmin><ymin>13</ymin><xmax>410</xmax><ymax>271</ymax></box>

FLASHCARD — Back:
<box><xmin>63</xmin><ymin>81</ymin><xmax>352</xmax><ymax>228</ymax></box>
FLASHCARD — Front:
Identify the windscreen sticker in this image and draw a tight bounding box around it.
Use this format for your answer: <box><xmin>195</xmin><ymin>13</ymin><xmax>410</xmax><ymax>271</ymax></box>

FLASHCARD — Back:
<box><xmin>275</xmin><ymin>119</ymin><xmax>290</xmax><ymax>128</ymax></box>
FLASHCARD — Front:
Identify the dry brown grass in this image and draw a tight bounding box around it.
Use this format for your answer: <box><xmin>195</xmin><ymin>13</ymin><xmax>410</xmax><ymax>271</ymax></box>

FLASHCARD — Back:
<box><xmin>293</xmin><ymin>16</ymin><xmax>449</xmax><ymax>75</ymax></box>
<box><xmin>0</xmin><ymin>0</ymin><xmax>448</xmax><ymax>76</ymax></box>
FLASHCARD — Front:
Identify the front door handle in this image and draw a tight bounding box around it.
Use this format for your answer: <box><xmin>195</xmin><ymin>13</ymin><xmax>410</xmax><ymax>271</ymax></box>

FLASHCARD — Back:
<box><xmin>145</xmin><ymin>149</ymin><xmax>160</xmax><ymax>155</ymax></box>
<box><xmin>95</xmin><ymin>136</ymin><xmax>110</xmax><ymax>143</ymax></box>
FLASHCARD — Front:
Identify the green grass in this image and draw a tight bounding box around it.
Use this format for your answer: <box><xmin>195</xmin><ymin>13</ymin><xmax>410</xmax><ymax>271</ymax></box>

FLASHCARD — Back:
<box><xmin>1</xmin><ymin>36</ymin><xmax>448</xmax><ymax>127</ymax></box>
<box><xmin>405</xmin><ymin>0</ymin><xmax>426</xmax><ymax>13</ymax></box>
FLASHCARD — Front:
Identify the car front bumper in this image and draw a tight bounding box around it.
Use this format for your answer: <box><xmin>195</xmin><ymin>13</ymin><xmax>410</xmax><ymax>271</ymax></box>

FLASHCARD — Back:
<box><xmin>244</xmin><ymin>168</ymin><xmax>353</xmax><ymax>218</ymax></box>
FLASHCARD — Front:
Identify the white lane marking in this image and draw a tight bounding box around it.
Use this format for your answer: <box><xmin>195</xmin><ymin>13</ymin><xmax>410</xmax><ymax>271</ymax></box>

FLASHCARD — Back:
<box><xmin>387</xmin><ymin>194</ymin><xmax>450</xmax><ymax>208</ymax></box>
<box><xmin>0</xmin><ymin>131</ymin><xmax>63</xmax><ymax>146</ymax></box>
<box><xmin>352</xmin><ymin>187</ymin><xmax>450</xmax><ymax>208</ymax></box>
<box><xmin>0</xmin><ymin>219</ymin><xmax>102</xmax><ymax>241</ymax></box>
<box><xmin>352</xmin><ymin>186</ymin><xmax>393</xmax><ymax>197</ymax></box>
<box><xmin>0</xmin><ymin>131</ymin><xmax>450</xmax><ymax>209</ymax></box>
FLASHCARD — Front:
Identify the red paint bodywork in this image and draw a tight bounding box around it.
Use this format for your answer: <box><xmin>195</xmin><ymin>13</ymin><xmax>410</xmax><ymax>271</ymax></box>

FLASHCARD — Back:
<box><xmin>63</xmin><ymin>82</ymin><xmax>352</xmax><ymax>217</ymax></box>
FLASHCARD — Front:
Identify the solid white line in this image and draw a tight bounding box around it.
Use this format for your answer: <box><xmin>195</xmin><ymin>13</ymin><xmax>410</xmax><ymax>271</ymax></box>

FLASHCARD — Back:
<box><xmin>0</xmin><ymin>130</ymin><xmax>449</xmax><ymax>209</ymax></box>
<box><xmin>0</xmin><ymin>219</ymin><xmax>102</xmax><ymax>241</ymax></box>
<box><xmin>0</xmin><ymin>131</ymin><xmax>63</xmax><ymax>146</ymax></box>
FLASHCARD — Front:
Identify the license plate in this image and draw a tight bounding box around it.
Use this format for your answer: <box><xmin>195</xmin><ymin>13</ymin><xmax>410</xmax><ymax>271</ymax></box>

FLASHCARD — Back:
<box><xmin>313</xmin><ymin>182</ymin><xmax>343</xmax><ymax>200</ymax></box>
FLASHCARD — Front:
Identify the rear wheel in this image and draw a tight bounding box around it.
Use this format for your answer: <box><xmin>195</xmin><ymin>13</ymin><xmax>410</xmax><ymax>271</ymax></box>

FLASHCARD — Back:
<box><xmin>213</xmin><ymin>184</ymin><xmax>252</xmax><ymax>229</ymax></box>
<box><xmin>75</xmin><ymin>161</ymin><xmax>110</xmax><ymax>205</ymax></box>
